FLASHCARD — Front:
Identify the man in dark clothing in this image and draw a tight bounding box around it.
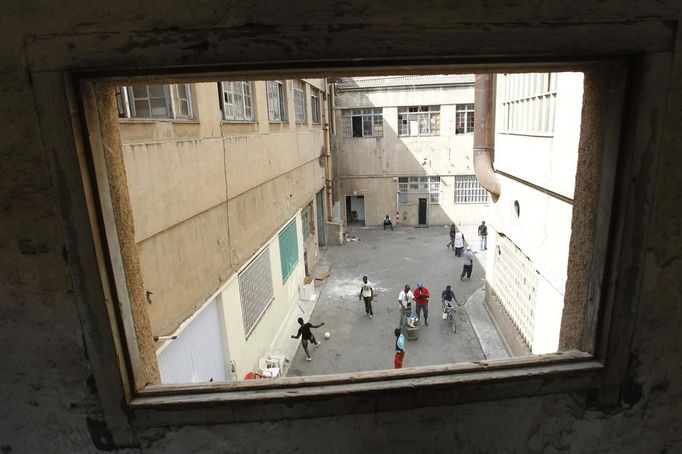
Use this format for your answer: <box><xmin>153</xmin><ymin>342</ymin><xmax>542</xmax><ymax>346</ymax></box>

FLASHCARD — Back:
<box><xmin>446</xmin><ymin>223</ymin><xmax>456</xmax><ymax>250</ymax></box>
<box><xmin>383</xmin><ymin>214</ymin><xmax>394</xmax><ymax>231</ymax></box>
<box><xmin>291</xmin><ymin>317</ymin><xmax>325</xmax><ymax>361</ymax></box>
<box><xmin>478</xmin><ymin>220</ymin><xmax>488</xmax><ymax>251</ymax></box>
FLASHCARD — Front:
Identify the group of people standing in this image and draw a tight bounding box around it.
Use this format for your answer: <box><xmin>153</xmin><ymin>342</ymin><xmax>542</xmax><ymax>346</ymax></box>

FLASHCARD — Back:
<box><xmin>447</xmin><ymin>221</ymin><xmax>487</xmax><ymax>280</ymax></box>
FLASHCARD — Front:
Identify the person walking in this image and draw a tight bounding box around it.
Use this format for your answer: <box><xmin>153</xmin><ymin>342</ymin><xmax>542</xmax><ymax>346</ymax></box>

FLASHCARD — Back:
<box><xmin>383</xmin><ymin>214</ymin><xmax>394</xmax><ymax>231</ymax></box>
<box><xmin>358</xmin><ymin>275</ymin><xmax>374</xmax><ymax>318</ymax></box>
<box><xmin>478</xmin><ymin>220</ymin><xmax>488</xmax><ymax>251</ymax></box>
<box><xmin>461</xmin><ymin>246</ymin><xmax>474</xmax><ymax>280</ymax></box>
<box><xmin>413</xmin><ymin>281</ymin><xmax>431</xmax><ymax>326</ymax></box>
<box><xmin>394</xmin><ymin>328</ymin><xmax>406</xmax><ymax>369</ymax></box>
<box><xmin>291</xmin><ymin>317</ymin><xmax>324</xmax><ymax>361</ymax></box>
<box><xmin>446</xmin><ymin>223</ymin><xmax>457</xmax><ymax>250</ymax></box>
<box><xmin>454</xmin><ymin>229</ymin><xmax>465</xmax><ymax>257</ymax></box>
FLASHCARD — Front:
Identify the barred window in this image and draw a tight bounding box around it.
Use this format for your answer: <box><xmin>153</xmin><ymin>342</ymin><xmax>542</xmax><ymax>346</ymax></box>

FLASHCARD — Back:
<box><xmin>238</xmin><ymin>247</ymin><xmax>274</xmax><ymax>338</ymax></box>
<box><xmin>398</xmin><ymin>106</ymin><xmax>440</xmax><ymax>136</ymax></box>
<box><xmin>220</xmin><ymin>81</ymin><xmax>253</xmax><ymax>121</ymax></box>
<box><xmin>398</xmin><ymin>176</ymin><xmax>440</xmax><ymax>204</ymax></box>
<box><xmin>341</xmin><ymin>108</ymin><xmax>383</xmax><ymax>137</ymax></box>
<box><xmin>278</xmin><ymin>219</ymin><xmax>299</xmax><ymax>282</ymax></box>
<box><xmin>500</xmin><ymin>73</ymin><xmax>557</xmax><ymax>135</ymax></box>
<box><xmin>454</xmin><ymin>175</ymin><xmax>489</xmax><ymax>204</ymax></box>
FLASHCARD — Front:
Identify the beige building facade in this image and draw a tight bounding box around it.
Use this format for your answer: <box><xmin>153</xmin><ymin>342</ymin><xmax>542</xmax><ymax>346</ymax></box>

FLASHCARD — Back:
<box><xmin>333</xmin><ymin>75</ymin><xmax>490</xmax><ymax>227</ymax></box>
<box><xmin>117</xmin><ymin>79</ymin><xmax>328</xmax><ymax>381</ymax></box>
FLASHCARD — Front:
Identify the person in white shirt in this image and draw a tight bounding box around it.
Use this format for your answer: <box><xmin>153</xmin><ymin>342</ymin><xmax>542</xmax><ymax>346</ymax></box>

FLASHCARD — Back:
<box><xmin>398</xmin><ymin>284</ymin><xmax>415</xmax><ymax>311</ymax></box>
<box><xmin>358</xmin><ymin>275</ymin><xmax>374</xmax><ymax>318</ymax></box>
<box><xmin>454</xmin><ymin>230</ymin><xmax>465</xmax><ymax>257</ymax></box>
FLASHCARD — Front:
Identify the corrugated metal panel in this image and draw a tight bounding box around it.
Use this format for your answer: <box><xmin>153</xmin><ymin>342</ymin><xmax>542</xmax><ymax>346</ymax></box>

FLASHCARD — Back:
<box><xmin>157</xmin><ymin>299</ymin><xmax>227</xmax><ymax>384</ymax></box>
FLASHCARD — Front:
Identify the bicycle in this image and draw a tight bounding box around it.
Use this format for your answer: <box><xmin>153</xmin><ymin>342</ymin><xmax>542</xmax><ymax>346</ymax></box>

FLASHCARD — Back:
<box><xmin>442</xmin><ymin>300</ymin><xmax>458</xmax><ymax>333</ymax></box>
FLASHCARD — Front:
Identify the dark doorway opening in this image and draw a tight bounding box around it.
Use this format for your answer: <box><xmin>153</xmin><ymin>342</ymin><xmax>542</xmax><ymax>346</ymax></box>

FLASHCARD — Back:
<box><xmin>418</xmin><ymin>198</ymin><xmax>427</xmax><ymax>225</ymax></box>
<box><xmin>346</xmin><ymin>195</ymin><xmax>366</xmax><ymax>226</ymax></box>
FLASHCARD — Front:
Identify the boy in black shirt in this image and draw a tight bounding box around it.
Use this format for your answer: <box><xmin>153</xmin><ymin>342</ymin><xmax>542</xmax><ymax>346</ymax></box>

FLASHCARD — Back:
<box><xmin>291</xmin><ymin>317</ymin><xmax>325</xmax><ymax>361</ymax></box>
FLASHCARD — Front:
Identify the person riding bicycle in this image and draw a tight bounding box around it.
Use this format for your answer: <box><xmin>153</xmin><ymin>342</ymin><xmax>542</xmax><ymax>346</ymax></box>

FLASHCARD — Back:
<box><xmin>441</xmin><ymin>285</ymin><xmax>458</xmax><ymax>315</ymax></box>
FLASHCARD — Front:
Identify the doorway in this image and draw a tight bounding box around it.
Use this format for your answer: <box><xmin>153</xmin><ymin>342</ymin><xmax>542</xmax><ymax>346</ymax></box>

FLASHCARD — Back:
<box><xmin>346</xmin><ymin>195</ymin><xmax>365</xmax><ymax>226</ymax></box>
<box><xmin>418</xmin><ymin>198</ymin><xmax>428</xmax><ymax>225</ymax></box>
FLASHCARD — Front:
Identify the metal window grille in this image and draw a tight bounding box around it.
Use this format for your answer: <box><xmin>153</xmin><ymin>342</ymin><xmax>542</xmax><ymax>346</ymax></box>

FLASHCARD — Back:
<box><xmin>501</xmin><ymin>73</ymin><xmax>557</xmax><ymax>135</ymax></box>
<box><xmin>311</xmin><ymin>93</ymin><xmax>320</xmax><ymax>123</ymax></box>
<box><xmin>267</xmin><ymin>80</ymin><xmax>286</xmax><ymax>122</ymax></box>
<box><xmin>278</xmin><ymin>219</ymin><xmax>299</xmax><ymax>282</ymax></box>
<box><xmin>398</xmin><ymin>176</ymin><xmax>441</xmax><ymax>204</ymax></box>
<box><xmin>492</xmin><ymin>234</ymin><xmax>539</xmax><ymax>348</ymax></box>
<box><xmin>454</xmin><ymin>175</ymin><xmax>489</xmax><ymax>204</ymax></box>
<box><xmin>238</xmin><ymin>247</ymin><xmax>274</xmax><ymax>338</ymax></box>
<box><xmin>455</xmin><ymin>104</ymin><xmax>475</xmax><ymax>134</ymax></box>
<box><xmin>398</xmin><ymin>106</ymin><xmax>440</xmax><ymax>136</ymax></box>
<box><xmin>340</xmin><ymin>108</ymin><xmax>383</xmax><ymax>137</ymax></box>
<box><xmin>220</xmin><ymin>81</ymin><xmax>253</xmax><ymax>121</ymax></box>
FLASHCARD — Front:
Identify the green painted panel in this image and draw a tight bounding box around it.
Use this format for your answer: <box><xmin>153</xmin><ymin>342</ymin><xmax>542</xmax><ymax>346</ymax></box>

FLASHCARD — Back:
<box><xmin>278</xmin><ymin>219</ymin><xmax>299</xmax><ymax>283</ymax></box>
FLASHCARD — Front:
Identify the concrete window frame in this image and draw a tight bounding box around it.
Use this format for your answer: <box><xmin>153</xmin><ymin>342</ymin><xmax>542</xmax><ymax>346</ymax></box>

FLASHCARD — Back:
<box><xmin>25</xmin><ymin>19</ymin><xmax>673</xmax><ymax>443</ymax></box>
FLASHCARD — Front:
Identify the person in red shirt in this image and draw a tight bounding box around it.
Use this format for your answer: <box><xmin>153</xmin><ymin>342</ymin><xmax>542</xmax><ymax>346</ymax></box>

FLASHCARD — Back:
<box><xmin>413</xmin><ymin>281</ymin><xmax>431</xmax><ymax>326</ymax></box>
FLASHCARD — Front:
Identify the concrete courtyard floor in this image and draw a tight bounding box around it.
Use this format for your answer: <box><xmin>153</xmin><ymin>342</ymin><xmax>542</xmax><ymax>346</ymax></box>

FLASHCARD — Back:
<box><xmin>287</xmin><ymin>224</ymin><xmax>507</xmax><ymax>377</ymax></box>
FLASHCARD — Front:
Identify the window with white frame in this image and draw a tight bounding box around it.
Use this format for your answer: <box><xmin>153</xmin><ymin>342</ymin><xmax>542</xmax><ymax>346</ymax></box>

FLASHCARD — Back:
<box><xmin>398</xmin><ymin>176</ymin><xmax>441</xmax><ymax>204</ymax></box>
<box><xmin>341</xmin><ymin>108</ymin><xmax>383</xmax><ymax>137</ymax></box>
<box><xmin>311</xmin><ymin>91</ymin><xmax>321</xmax><ymax>123</ymax></box>
<box><xmin>454</xmin><ymin>175</ymin><xmax>489</xmax><ymax>204</ymax></box>
<box><xmin>266</xmin><ymin>80</ymin><xmax>287</xmax><ymax>122</ymax></box>
<box><xmin>220</xmin><ymin>81</ymin><xmax>254</xmax><ymax>121</ymax></box>
<box><xmin>116</xmin><ymin>84</ymin><xmax>193</xmax><ymax>120</ymax></box>
<box><xmin>455</xmin><ymin>103</ymin><xmax>475</xmax><ymax>134</ymax></box>
<box><xmin>500</xmin><ymin>73</ymin><xmax>557</xmax><ymax>135</ymax></box>
<box><xmin>294</xmin><ymin>81</ymin><xmax>306</xmax><ymax>123</ymax></box>
<box><xmin>398</xmin><ymin>106</ymin><xmax>440</xmax><ymax>136</ymax></box>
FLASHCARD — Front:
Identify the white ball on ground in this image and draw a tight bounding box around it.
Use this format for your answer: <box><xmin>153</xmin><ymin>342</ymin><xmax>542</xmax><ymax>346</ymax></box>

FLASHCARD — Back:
<box><xmin>324</xmin><ymin>332</ymin><xmax>331</xmax><ymax>339</ymax></box>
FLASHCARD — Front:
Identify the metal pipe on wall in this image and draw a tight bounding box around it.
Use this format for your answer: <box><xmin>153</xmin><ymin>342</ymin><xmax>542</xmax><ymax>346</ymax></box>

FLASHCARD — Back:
<box><xmin>473</xmin><ymin>74</ymin><xmax>501</xmax><ymax>201</ymax></box>
<box><xmin>321</xmin><ymin>79</ymin><xmax>334</xmax><ymax>221</ymax></box>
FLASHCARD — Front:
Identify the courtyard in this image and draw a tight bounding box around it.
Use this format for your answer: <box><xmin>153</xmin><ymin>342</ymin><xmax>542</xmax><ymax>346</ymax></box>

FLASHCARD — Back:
<box><xmin>287</xmin><ymin>224</ymin><xmax>508</xmax><ymax>377</ymax></box>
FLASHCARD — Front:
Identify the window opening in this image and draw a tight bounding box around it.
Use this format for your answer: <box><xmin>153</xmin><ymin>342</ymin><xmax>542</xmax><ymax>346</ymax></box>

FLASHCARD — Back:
<box><xmin>398</xmin><ymin>106</ymin><xmax>440</xmax><ymax>136</ymax></box>
<box><xmin>341</xmin><ymin>108</ymin><xmax>383</xmax><ymax>137</ymax></box>
<box><xmin>455</xmin><ymin>103</ymin><xmax>475</xmax><ymax>134</ymax></box>
<box><xmin>220</xmin><ymin>81</ymin><xmax>254</xmax><ymax>121</ymax></box>
<box><xmin>267</xmin><ymin>80</ymin><xmax>287</xmax><ymax>122</ymax></box>
<box><xmin>454</xmin><ymin>175</ymin><xmax>490</xmax><ymax>204</ymax></box>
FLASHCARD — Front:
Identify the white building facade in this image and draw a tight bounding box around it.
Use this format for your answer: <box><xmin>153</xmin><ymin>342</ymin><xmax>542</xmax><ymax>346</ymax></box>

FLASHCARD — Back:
<box><xmin>485</xmin><ymin>72</ymin><xmax>584</xmax><ymax>354</ymax></box>
<box><xmin>333</xmin><ymin>75</ymin><xmax>490</xmax><ymax>227</ymax></box>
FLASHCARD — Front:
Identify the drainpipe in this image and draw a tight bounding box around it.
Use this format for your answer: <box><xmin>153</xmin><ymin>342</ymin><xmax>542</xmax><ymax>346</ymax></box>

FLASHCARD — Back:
<box><xmin>474</xmin><ymin>74</ymin><xmax>501</xmax><ymax>201</ymax></box>
<box><xmin>321</xmin><ymin>80</ymin><xmax>334</xmax><ymax>221</ymax></box>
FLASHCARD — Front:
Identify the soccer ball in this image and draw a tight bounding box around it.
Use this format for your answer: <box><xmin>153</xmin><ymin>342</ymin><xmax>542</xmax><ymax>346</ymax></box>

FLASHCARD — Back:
<box><xmin>324</xmin><ymin>332</ymin><xmax>331</xmax><ymax>339</ymax></box>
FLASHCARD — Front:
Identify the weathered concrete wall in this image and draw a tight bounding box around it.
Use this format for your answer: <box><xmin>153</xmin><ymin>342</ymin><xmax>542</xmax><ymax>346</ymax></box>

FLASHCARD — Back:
<box><xmin>119</xmin><ymin>81</ymin><xmax>325</xmax><ymax>336</ymax></box>
<box><xmin>1</xmin><ymin>1</ymin><xmax>681</xmax><ymax>453</ymax></box>
<box><xmin>335</xmin><ymin>81</ymin><xmax>484</xmax><ymax>226</ymax></box>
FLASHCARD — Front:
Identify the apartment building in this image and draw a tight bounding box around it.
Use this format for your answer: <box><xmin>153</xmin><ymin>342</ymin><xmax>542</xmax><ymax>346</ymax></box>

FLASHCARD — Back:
<box><xmin>485</xmin><ymin>72</ymin><xmax>584</xmax><ymax>354</ymax></box>
<box><xmin>116</xmin><ymin>79</ymin><xmax>329</xmax><ymax>382</ymax></box>
<box><xmin>333</xmin><ymin>75</ymin><xmax>490</xmax><ymax>227</ymax></box>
